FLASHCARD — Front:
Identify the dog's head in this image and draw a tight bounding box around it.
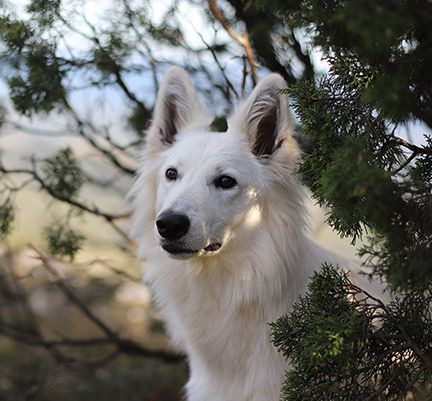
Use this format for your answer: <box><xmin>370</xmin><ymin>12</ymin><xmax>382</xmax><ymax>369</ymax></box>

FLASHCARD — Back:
<box><xmin>133</xmin><ymin>67</ymin><xmax>299</xmax><ymax>259</ymax></box>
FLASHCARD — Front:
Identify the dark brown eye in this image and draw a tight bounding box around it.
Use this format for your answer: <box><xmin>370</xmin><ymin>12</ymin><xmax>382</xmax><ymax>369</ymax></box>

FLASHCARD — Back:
<box><xmin>215</xmin><ymin>175</ymin><xmax>237</xmax><ymax>189</ymax></box>
<box><xmin>165</xmin><ymin>168</ymin><xmax>178</xmax><ymax>180</ymax></box>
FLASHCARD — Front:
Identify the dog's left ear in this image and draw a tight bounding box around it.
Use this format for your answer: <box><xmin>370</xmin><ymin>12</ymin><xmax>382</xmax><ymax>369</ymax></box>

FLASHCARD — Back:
<box><xmin>229</xmin><ymin>74</ymin><xmax>292</xmax><ymax>158</ymax></box>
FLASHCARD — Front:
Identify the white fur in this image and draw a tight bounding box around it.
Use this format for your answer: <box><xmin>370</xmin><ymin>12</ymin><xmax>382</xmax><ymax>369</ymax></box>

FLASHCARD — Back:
<box><xmin>129</xmin><ymin>67</ymin><xmax>383</xmax><ymax>401</ymax></box>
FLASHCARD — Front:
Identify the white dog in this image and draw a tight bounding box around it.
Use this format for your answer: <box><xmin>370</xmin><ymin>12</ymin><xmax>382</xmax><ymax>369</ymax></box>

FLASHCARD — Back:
<box><xmin>130</xmin><ymin>67</ymin><xmax>379</xmax><ymax>401</ymax></box>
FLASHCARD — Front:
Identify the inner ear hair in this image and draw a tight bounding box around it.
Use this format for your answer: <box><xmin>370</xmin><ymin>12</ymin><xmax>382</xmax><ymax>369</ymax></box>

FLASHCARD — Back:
<box><xmin>160</xmin><ymin>93</ymin><xmax>179</xmax><ymax>145</ymax></box>
<box><xmin>150</xmin><ymin>66</ymin><xmax>213</xmax><ymax>149</ymax></box>
<box><xmin>249</xmin><ymin>90</ymin><xmax>280</xmax><ymax>157</ymax></box>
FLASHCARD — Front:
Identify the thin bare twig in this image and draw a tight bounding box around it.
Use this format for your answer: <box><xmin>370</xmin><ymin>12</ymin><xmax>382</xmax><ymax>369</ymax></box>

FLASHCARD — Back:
<box><xmin>37</xmin><ymin>249</ymin><xmax>116</xmax><ymax>338</ymax></box>
<box><xmin>5</xmin><ymin>121</ymin><xmax>77</xmax><ymax>137</ymax></box>
<box><xmin>64</xmin><ymin>102</ymin><xmax>137</xmax><ymax>176</ymax></box>
<box><xmin>241</xmin><ymin>55</ymin><xmax>247</xmax><ymax>96</ymax></box>
<box><xmin>208</xmin><ymin>0</ymin><xmax>257</xmax><ymax>86</ymax></box>
<box><xmin>6</xmin><ymin>119</ymin><xmax>141</xmax><ymax>166</ymax></box>
<box><xmin>120</xmin><ymin>0</ymin><xmax>160</xmax><ymax>94</ymax></box>
<box><xmin>78</xmin><ymin>11</ymin><xmax>151</xmax><ymax>121</ymax></box>
<box><xmin>347</xmin><ymin>281</ymin><xmax>432</xmax><ymax>371</ymax></box>
<box><xmin>0</xmin><ymin>248</ymin><xmax>183</xmax><ymax>366</ymax></box>
<box><xmin>32</xmin><ymin>249</ymin><xmax>185</xmax><ymax>364</ymax></box>
<box><xmin>0</xmin><ymin>322</ymin><xmax>183</xmax><ymax>366</ymax></box>
<box><xmin>0</xmin><ymin>160</ymin><xmax>132</xmax><ymax>243</ymax></box>
<box><xmin>191</xmin><ymin>24</ymin><xmax>238</xmax><ymax>101</ymax></box>
<box><xmin>391</xmin><ymin>151</ymin><xmax>417</xmax><ymax>175</ymax></box>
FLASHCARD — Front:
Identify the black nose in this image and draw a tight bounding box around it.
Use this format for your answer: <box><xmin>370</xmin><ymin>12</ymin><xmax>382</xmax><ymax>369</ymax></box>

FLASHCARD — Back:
<box><xmin>156</xmin><ymin>211</ymin><xmax>190</xmax><ymax>240</ymax></box>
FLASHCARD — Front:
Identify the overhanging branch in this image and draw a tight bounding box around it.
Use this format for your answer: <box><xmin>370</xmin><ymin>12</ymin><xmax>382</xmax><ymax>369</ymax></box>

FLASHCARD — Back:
<box><xmin>208</xmin><ymin>0</ymin><xmax>257</xmax><ymax>86</ymax></box>
<box><xmin>0</xmin><ymin>160</ymin><xmax>132</xmax><ymax>243</ymax></box>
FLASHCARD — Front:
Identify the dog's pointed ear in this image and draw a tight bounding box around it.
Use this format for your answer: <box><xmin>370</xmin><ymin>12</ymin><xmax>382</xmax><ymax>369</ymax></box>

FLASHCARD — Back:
<box><xmin>229</xmin><ymin>74</ymin><xmax>292</xmax><ymax>158</ymax></box>
<box><xmin>150</xmin><ymin>66</ymin><xmax>211</xmax><ymax>146</ymax></box>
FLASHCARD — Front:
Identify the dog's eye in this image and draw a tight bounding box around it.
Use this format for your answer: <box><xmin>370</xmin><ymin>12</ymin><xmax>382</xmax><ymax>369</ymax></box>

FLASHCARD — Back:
<box><xmin>214</xmin><ymin>175</ymin><xmax>237</xmax><ymax>189</ymax></box>
<box><xmin>165</xmin><ymin>168</ymin><xmax>178</xmax><ymax>180</ymax></box>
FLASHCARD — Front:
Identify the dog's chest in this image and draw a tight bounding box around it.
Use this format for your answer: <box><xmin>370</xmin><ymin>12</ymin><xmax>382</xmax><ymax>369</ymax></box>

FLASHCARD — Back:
<box><xmin>152</xmin><ymin>263</ymin><xmax>285</xmax><ymax>369</ymax></box>
<box><xmin>167</xmin><ymin>275</ymin><xmax>287</xmax><ymax>401</ymax></box>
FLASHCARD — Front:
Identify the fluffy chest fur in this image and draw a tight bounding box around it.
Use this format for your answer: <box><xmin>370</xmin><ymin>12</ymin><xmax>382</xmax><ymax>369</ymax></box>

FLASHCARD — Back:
<box><xmin>141</xmin><ymin>209</ymin><xmax>327</xmax><ymax>401</ymax></box>
<box><xmin>144</xmin><ymin>239</ymin><xmax>317</xmax><ymax>401</ymax></box>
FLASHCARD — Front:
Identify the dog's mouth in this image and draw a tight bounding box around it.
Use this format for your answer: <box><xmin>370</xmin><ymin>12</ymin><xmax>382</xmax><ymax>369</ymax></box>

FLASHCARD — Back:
<box><xmin>161</xmin><ymin>243</ymin><xmax>198</xmax><ymax>255</ymax></box>
<box><xmin>203</xmin><ymin>243</ymin><xmax>222</xmax><ymax>252</ymax></box>
<box><xmin>161</xmin><ymin>242</ymin><xmax>222</xmax><ymax>256</ymax></box>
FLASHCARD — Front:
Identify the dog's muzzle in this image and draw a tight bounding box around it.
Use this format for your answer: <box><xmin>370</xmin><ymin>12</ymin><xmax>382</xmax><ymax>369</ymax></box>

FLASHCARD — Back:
<box><xmin>156</xmin><ymin>211</ymin><xmax>222</xmax><ymax>257</ymax></box>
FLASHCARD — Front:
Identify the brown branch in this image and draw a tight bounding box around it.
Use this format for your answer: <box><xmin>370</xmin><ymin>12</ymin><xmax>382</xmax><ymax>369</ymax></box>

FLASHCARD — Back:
<box><xmin>3</xmin><ymin>250</ymin><xmax>39</xmax><ymax>329</ymax></box>
<box><xmin>0</xmin><ymin>249</ymin><xmax>183</xmax><ymax>366</ymax></box>
<box><xmin>86</xmin><ymin>258</ymin><xmax>141</xmax><ymax>282</ymax></box>
<box><xmin>192</xmin><ymin>26</ymin><xmax>238</xmax><ymax>101</ymax></box>
<box><xmin>241</xmin><ymin>55</ymin><xmax>247</xmax><ymax>96</ymax></box>
<box><xmin>0</xmin><ymin>160</ymin><xmax>131</xmax><ymax>221</ymax></box>
<box><xmin>7</xmin><ymin>120</ymin><xmax>142</xmax><ymax>162</ymax></box>
<box><xmin>0</xmin><ymin>160</ymin><xmax>133</xmax><ymax>244</ymax></box>
<box><xmin>64</xmin><ymin>103</ymin><xmax>137</xmax><ymax>176</ymax></box>
<box><xmin>77</xmin><ymin>11</ymin><xmax>151</xmax><ymax>122</ymax></box>
<box><xmin>224</xmin><ymin>0</ymin><xmax>296</xmax><ymax>85</ymax></box>
<box><xmin>36</xmin><ymin>249</ymin><xmax>117</xmax><ymax>338</ymax></box>
<box><xmin>111</xmin><ymin>67</ymin><xmax>151</xmax><ymax>120</ymax></box>
<box><xmin>0</xmin><ymin>253</ymin><xmax>79</xmax><ymax>366</ymax></box>
<box><xmin>57</xmin><ymin>12</ymin><xmax>150</xmax><ymax>154</ymax></box>
<box><xmin>120</xmin><ymin>0</ymin><xmax>160</xmax><ymax>94</ymax></box>
<box><xmin>0</xmin><ymin>324</ymin><xmax>184</xmax><ymax>364</ymax></box>
<box><xmin>393</xmin><ymin>136</ymin><xmax>432</xmax><ymax>155</ymax></box>
<box><xmin>32</xmin><ymin>249</ymin><xmax>185</xmax><ymax>364</ymax></box>
<box><xmin>5</xmin><ymin>121</ymin><xmax>77</xmax><ymax>137</ymax></box>
<box><xmin>208</xmin><ymin>0</ymin><xmax>257</xmax><ymax>86</ymax></box>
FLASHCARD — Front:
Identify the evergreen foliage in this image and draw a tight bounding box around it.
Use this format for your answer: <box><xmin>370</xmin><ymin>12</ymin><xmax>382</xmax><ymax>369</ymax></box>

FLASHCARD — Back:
<box><xmin>250</xmin><ymin>0</ymin><xmax>432</xmax><ymax>125</ymax></box>
<box><xmin>272</xmin><ymin>265</ymin><xmax>432</xmax><ymax>401</ymax></box>
<box><xmin>42</xmin><ymin>147</ymin><xmax>83</xmax><ymax>200</ymax></box>
<box><xmin>0</xmin><ymin>197</ymin><xmax>14</xmax><ymax>236</ymax></box>
<box><xmin>284</xmin><ymin>56</ymin><xmax>432</xmax><ymax>289</ymax></box>
<box><xmin>7</xmin><ymin>44</ymin><xmax>66</xmax><ymax>116</ymax></box>
<box><xmin>258</xmin><ymin>0</ymin><xmax>432</xmax><ymax>399</ymax></box>
<box><xmin>44</xmin><ymin>222</ymin><xmax>85</xmax><ymax>260</ymax></box>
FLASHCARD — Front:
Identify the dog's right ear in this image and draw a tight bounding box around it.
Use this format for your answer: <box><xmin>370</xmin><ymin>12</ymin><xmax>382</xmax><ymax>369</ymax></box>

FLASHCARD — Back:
<box><xmin>148</xmin><ymin>67</ymin><xmax>211</xmax><ymax>147</ymax></box>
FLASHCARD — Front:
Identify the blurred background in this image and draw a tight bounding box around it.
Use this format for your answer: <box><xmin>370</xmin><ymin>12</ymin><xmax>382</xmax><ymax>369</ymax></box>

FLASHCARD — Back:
<box><xmin>0</xmin><ymin>0</ymin><xmax>429</xmax><ymax>399</ymax></box>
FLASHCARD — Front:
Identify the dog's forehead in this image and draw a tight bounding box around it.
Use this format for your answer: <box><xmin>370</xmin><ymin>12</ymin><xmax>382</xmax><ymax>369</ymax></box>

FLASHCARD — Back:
<box><xmin>164</xmin><ymin>130</ymin><xmax>251</xmax><ymax>168</ymax></box>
